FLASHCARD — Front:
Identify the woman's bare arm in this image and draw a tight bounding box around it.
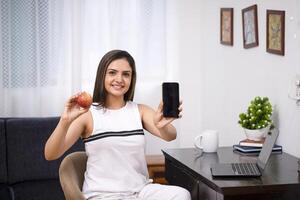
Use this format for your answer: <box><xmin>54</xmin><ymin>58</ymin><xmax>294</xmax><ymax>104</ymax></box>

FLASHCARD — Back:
<box><xmin>139</xmin><ymin>101</ymin><xmax>182</xmax><ymax>141</ymax></box>
<box><xmin>44</xmin><ymin>94</ymin><xmax>91</xmax><ymax>160</ymax></box>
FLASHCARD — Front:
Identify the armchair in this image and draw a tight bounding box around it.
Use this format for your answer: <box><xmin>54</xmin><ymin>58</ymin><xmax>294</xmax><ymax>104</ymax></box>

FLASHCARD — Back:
<box><xmin>59</xmin><ymin>152</ymin><xmax>166</xmax><ymax>200</ymax></box>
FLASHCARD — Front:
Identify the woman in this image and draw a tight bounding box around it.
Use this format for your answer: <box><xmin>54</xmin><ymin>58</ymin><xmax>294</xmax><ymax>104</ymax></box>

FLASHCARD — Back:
<box><xmin>44</xmin><ymin>50</ymin><xmax>191</xmax><ymax>200</ymax></box>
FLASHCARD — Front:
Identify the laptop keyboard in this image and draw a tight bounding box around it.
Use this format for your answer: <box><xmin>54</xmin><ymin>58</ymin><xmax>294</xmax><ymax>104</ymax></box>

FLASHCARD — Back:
<box><xmin>231</xmin><ymin>163</ymin><xmax>260</xmax><ymax>176</ymax></box>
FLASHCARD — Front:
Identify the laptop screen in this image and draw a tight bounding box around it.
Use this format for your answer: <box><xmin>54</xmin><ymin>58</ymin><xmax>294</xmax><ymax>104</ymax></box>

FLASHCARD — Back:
<box><xmin>257</xmin><ymin>129</ymin><xmax>279</xmax><ymax>170</ymax></box>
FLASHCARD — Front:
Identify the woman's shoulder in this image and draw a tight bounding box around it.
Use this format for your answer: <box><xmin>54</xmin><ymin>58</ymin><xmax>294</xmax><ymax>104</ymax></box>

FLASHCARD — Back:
<box><xmin>130</xmin><ymin>101</ymin><xmax>145</xmax><ymax>108</ymax></box>
<box><xmin>136</xmin><ymin>103</ymin><xmax>153</xmax><ymax>113</ymax></box>
<box><xmin>127</xmin><ymin>101</ymin><xmax>143</xmax><ymax>108</ymax></box>
<box><xmin>127</xmin><ymin>102</ymin><xmax>154</xmax><ymax>115</ymax></box>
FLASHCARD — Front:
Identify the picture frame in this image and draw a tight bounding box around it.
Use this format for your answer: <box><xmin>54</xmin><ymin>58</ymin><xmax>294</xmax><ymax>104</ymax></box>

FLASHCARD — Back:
<box><xmin>266</xmin><ymin>10</ymin><xmax>285</xmax><ymax>56</ymax></box>
<box><xmin>242</xmin><ymin>4</ymin><xmax>259</xmax><ymax>48</ymax></box>
<box><xmin>220</xmin><ymin>8</ymin><xmax>233</xmax><ymax>46</ymax></box>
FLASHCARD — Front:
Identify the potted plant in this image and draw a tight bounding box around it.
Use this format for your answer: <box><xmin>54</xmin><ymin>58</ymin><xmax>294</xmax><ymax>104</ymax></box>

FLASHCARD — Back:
<box><xmin>238</xmin><ymin>96</ymin><xmax>274</xmax><ymax>141</ymax></box>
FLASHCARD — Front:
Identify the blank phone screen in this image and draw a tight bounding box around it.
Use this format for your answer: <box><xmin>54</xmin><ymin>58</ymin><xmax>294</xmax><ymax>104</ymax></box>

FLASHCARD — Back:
<box><xmin>162</xmin><ymin>82</ymin><xmax>179</xmax><ymax>118</ymax></box>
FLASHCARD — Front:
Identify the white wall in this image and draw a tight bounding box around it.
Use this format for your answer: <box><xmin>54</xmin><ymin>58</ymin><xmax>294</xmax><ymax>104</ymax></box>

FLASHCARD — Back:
<box><xmin>136</xmin><ymin>1</ymin><xmax>204</xmax><ymax>155</ymax></box>
<box><xmin>175</xmin><ymin>0</ymin><xmax>205</xmax><ymax>148</ymax></box>
<box><xmin>176</xmin><ymin>0</ymin><xmax>300</xmax><ymax>157</ymax></box>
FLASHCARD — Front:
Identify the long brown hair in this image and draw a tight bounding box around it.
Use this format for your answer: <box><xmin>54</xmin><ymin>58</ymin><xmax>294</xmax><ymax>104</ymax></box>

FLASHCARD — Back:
<box><xmin>93</xmin><ymin>50</ymin><xmax>136</xmax><ymax>108</ymax></box>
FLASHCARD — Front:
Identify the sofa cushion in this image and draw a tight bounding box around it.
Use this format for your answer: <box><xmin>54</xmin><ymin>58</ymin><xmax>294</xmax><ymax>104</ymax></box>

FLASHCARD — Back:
<box><xmin>0</xmin><ymin>184</ymin><xmax>13</xmax><ymax>200</ymax></box>
<box><xmin>11</xmin><ymin>179</ymin><xmax>64</xmax><ymax>200</ymax></box>
<box><xmin>0</xmin><ymin>120</ymin><xmax>7</xmax><ymax>183</ymax></box>
<box><xmin>6</xmin><ymin>117</ymin><xmax>85</xmax><ymax>184</ymax></box>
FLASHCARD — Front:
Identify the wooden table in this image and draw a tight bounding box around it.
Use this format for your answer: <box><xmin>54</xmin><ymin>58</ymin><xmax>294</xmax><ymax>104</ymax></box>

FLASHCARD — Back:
<box><xmin>163</xmin><ymin>147</ymin><xmax>300</xmax><ymax>200</ymax></box>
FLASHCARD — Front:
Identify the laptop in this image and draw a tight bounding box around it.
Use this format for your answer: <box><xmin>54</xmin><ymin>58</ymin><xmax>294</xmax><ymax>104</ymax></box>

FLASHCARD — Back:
<box><xmin>210</xmin><ymin>129</ymin><xmax>279</xmax><ymax>177</ymax></box>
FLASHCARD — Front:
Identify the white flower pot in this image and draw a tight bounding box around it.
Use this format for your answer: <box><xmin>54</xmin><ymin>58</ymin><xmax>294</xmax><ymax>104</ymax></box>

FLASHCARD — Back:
<box><xmin>244</xmin><ymin>125</ymin><xmax>270</xmax><ymax>141</ymax></box>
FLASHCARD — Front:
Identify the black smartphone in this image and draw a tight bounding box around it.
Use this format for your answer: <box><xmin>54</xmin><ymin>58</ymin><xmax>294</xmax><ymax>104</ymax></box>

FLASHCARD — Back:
<box><xmin>162</xmin><ymin>82</ymin><xmax>179</xmax><ymax>118</ymax></box>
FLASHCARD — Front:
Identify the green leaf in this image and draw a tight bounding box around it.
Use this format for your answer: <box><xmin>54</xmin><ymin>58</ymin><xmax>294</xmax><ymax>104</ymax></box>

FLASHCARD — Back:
<box><xmin>239</xmin><ymin>96</ymin><xmax>273</xmax><ymax>130</ymax></box>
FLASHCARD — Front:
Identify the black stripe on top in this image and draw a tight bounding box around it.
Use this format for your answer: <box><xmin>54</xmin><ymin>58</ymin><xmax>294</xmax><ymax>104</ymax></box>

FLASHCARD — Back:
<box><xmin>82</xmin><ymin>129</ymin><xmax>144</xmax><ymax>143</ymax></box>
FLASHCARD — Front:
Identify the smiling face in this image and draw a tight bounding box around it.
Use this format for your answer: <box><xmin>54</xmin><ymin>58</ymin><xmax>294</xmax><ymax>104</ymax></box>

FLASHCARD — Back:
<box><xmin>93</xmin><ymin>50</ymin><xmax>136</xmax><ymax>108</ymax></box>
<box><xmin>104</xmin><ymin>58</ymin><xmax>132</xmax><ymax>99</ymax></box>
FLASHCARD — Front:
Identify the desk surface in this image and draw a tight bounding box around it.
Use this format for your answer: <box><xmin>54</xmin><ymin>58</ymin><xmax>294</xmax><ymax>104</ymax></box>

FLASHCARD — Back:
<box><xmin>162</xmin><ymin>147</ymin><xmax>300</xmax><ymax>196</ymax></box>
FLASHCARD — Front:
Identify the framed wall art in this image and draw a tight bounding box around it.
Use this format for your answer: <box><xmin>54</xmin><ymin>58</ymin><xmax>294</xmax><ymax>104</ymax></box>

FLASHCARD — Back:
<box><xmin>220</xmin><ymin>8</ymin><xmax>233</xmax><ymax>46</ymax></box>
<box><xmin>266</xmin><ymin>10</ymin><xmax>285</xmax><ymax>56</ymax></box>
<box><xmin>242</xmin><ymin>4</ymin><xmax>259</xmax><ymax>48</ymax></box>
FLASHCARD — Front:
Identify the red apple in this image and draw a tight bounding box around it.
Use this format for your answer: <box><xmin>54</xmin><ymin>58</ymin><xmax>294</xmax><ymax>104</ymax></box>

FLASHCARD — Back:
<box><xmin>76</xmin><ymin>92</ymin><xmax>92</xmax><ymax>108</ymax></box>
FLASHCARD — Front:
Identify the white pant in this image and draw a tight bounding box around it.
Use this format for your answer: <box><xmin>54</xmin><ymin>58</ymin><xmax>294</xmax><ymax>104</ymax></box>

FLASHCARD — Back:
<box><xmin>87</xmin><ymin>183</ymin><xmax>191</xmax><ymax>200</ymax></box>
<box><xmin>138</xmin><ymin>183</ymin><xmax>191</xmax><ymax>200</ymax></box>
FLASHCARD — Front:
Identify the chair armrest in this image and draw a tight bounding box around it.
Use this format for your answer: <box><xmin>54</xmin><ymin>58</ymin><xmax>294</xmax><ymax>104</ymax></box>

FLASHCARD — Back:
<box><xmin>59</xmin><ymin>152</ymin><xmax>87</xmax><ymax>200</ymax></box>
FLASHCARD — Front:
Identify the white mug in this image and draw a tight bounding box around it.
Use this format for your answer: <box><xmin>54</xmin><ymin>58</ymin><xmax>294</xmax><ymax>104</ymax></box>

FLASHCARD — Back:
<box><xmin>194</xmin><ymin>130</ymin><xmax>219</xmax><ymax>153</ymax></box>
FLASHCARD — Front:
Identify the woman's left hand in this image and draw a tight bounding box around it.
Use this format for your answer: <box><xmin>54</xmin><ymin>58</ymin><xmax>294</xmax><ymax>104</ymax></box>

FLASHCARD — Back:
<box><xmin>154</xmin><ymin>100</ymin><xmax>183</xmax><ymax>129</ymax></box>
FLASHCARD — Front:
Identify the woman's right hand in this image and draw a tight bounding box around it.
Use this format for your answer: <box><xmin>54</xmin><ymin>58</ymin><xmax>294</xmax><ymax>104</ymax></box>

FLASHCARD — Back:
<box><xmin>61</xmin><ymin>93</ymin><xmax>90</xmax><ymax>123</ymax></box>
<box><xmin>45</xmin><ymin>92</ymin><xmax>91</xmax><ymax>161</ymax></box>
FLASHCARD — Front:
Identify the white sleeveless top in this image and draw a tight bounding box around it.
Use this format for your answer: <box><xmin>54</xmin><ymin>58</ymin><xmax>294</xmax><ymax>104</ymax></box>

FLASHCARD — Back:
<box><xmin>82</xmin><ymin>101</ymin><xmax>150</xmax><ymax>199</ymax></box>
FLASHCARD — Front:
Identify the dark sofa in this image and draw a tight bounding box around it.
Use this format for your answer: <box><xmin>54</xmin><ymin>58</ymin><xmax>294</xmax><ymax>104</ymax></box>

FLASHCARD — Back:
<box><xmin>0</xmin><ymin>117</ymin><xmax>85</xmax><ymax>200</ymax></box>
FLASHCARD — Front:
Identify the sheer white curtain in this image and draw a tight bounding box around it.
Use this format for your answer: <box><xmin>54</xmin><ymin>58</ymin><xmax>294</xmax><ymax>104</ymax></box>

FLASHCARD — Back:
<box><xmin>0</xmin><ymin>0</ymin><xmax>167</xmax><ymax>117</ymax></box>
